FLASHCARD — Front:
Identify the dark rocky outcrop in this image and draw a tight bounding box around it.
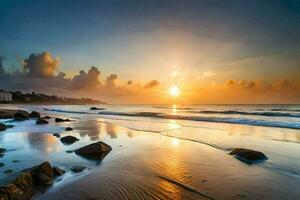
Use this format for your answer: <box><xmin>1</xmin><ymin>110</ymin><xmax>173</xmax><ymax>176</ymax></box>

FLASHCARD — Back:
<box><xmin>60</xmin><ymin>135</ymin><xmax>79</xmax><ymax>144</ymax></box>
<box><xmin>14</xmin><ymin>111</ymin><xmax>29</xmax><ymax>121</ymax></box>
<box><xmin>90</xmin><ymin>107</ymin><xmax>106</xmax><ymax>111</ymax></box>
<box><xmin>52</xmin><ymin>166</ymin><xmax>65</xmax><ymax>177</ymax></box>
<box><xmin>70</xmin><ymin>165</ymin><xmax>86</xmax><ymax>173</ymax></box>
<box><xmin>36</xmin><ymin>119</ymin><xmax>48</xmax><ymax>125</ymax></box>
<box><xmin>28</xmin><ymin>111</ymin><xmax>40</xmax><ymax>119</ymax></box>
<box><xmin>229</xmin><ymin>148</ymin><xmax>268</xmax><ymax>163</ymax></box>
<box><xmin>65</xmin><ymin>127</ymin><xmax>73</xmax><ymax>131</ymax></box>
<box><xmin>75</xmin><ymin>141</ymin><xmax>112</xmax><ymax>159</ymax></box>
<box><xmin>0</xmin><ymin>123</ymin><xmax>7</xmax><ymax>131</ymax></box>
<box><xmin>53</xmin><ymin>133</ymin><xmax>60</xmax><ymax>138</ymax></box>
<box><xmin>0</xmin><ymin>162</ymin><xmax>64</xmax><ymax>200</ymax></box>
<box><xmin>55</xmin><ymin>118</ymin><xmax>71</xmax><ymax>123</ymax></box>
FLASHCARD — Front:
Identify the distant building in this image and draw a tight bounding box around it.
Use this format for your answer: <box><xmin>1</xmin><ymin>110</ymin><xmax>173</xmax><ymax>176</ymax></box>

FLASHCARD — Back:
<box><xmin>0</xmin><ymin>91</ymin><xmax>12</xmax><ymax>102</ymax></box>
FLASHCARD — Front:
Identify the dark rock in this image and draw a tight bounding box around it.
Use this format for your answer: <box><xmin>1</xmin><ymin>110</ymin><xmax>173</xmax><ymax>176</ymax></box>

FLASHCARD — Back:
<box><xmin>65</xmin><ymin>127</ymin><xmax>73</xmax><ymax>131</ymax></box>
<box><xmin>0</xmin><ymin>148</ymin><xmax>6</xmax><ymax>154</ymax></box>
<box><xmin>36</xmin><ymin>118</ymin><xmax>48</xmax><ymax>125</ymax></box>
<box><xmin>0</xmin><ymin>162</ymin><xmax>64</xmax><ymax>200</ymax></box>
<box><xmin>43</xmin><ymin>116</ymin><xmax>51</xmax><ymax>119</ymax></box>
<box><xmin>14</xmin><ymin>111</ymin><xmax>29</xmax><ymax>121</ymax></box>
<box><xmin>12</xmin><ymin>160</ymin><xmax>20</xmax><ymax>163</ymax></box>
<box><xmin>55</xmin><ymin>118</ymin><xmax>71</xmax><ymax>123</ymax></box>
<box><xmin>30</xmin><ymin>162</ymin><xmax>53</xmax><ymax>186</ymax></box>
<box><xmin>229</xmin><ymin>148</ymin><xmax>268</xmax><ymax>163</ymax></box>
<box><xmin>28</xmin><ymin>111</ymin><xmax>40</xmax><ymax>119</ymax></box>
<box><xmin>0</xmin><ymin>123</ymin><xmax>7</xmax><ymax>131</ymax></box>
<box><xmin>70</xmin><ymin>166</ymin><xmax>86</xmax><ymax>173</ymax></box>
<box><xmin>66</xmin><ymin>150</ymin><xmax>73</xmax><ymax>153</ymax></box>
<box><xmin>53</xmin><ymin>133</ymin><xmax>60</xmax><ymax>138</ymax></box>
<box><xmin>4</xmin><ymin>169</ymin><xmax>13</xmax><ymax>175</ymax></box>
<box><xmin>52</xmin><ymin>166</ymin><xmax>65</xmax><ymax>177</ymax></box>
<box><xmin>75</xmin><ymin>141</ymin><xmax>112</xmax><ymax>159</ymax></box>
<box><xmin>90</xmin><ymin>107</ymin><xmax>106</xmax><ymax>110</ymax></box>
<box><xmin>60</xmin><ymin>136</ymin><xmax>79</xmax><ymax>144</ymax></box>
<box><xmin>0</xmin><ymin>162</ymin><xmax>4</xmax><ymax>167</ymax></box>
<box><xmin>6</xmin><ymin>125</ymin><xmax>14</xmax><ymax>128</ymax></box>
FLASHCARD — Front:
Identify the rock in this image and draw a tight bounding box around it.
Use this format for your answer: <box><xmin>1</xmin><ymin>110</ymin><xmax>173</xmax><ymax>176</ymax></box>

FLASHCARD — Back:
<box><xmin>70</xmin><ymin>165</ymin><xmax>86</xmax><ymax>173</ymax></box>
<box><xmin>4</xmin><ymin>169</ymin><xmax>13</xmax><ymax>175</ymax></box>
<box><xmin>0</xmin><ymin>162</ymin><xmax>4</xmax><ymax>167</ymax></box>
<box><xmin>0</xmin><ymin>162</ymin><xmax>64</xmax><ymax>200</ymax></box>
<box><xmin>65</xmin><ymin>127</ymin><xmax>73</xmax><ymax>131</ymax></box>
<box><xmin>0</xmin><ymin>123</ymin><xmax>7</xmax><ymax>131</ymax></box>
<box><xmin>66</xmin><ymin>150</ymin><xmax>73</xmax><ymax>153</ymax></box>
<box><xmin>229</xmin><ymin>148</ymin><xmax>268</xmax><ymax>163</ymax></box>
<box><xmin>0</xmin><ymin>148</ymin><xmax>6</xmax><ymax>154</ymax></box>
<box><xmin>14</xmin><ymin>111</ymin><xmax>29</xmax><ymax>121</ymax></box>
<box><xmin>36</xmin><ymin>118</ymin><xmax>48</xmax><ymax>125</ymax></box>
<box><xmin>90</xmin><ymin>107</ymin><xmax>105</xmax><ymax>110</ymax></box>
<box><xmin>53</xmin><ymin>133</ymin><xmax>60</xmax><ymax>138</ymax></box>
<box><xmin>43</xmin><ymin>116</ymin><xmax>51</xmax><ymax>119</ymax></box>
<box><xmin>28</xmin><ymin>111</ymin><xmax>40</xmax><ymax>119</ymax></box>
<box><xmin>12</xmin><ymin>160</ymin><xmax>20</xmax><ymax>163</ymax></box>
<box><xmin>52</xmin><ymin>166</ymin><xmax>65</xmax><ymax>176</ymax></box>
<box><xmin>55</xmin><ymin>118</ymin><xmax>71</xmax><ymax>123</ymax></box>
<box><xmin>75</xmin><ymin>141</ymin><xmax>112</xmax><ymax>159</ymax></box>
<box><xmin>60</xmin><ymin>136</ymin><xmax>79</xmax><ymax>144</ymax></box>
<box><xmin>30</xmin><ymin>162</ymin><xmax>53</xmax><ymax>186</ymax></box>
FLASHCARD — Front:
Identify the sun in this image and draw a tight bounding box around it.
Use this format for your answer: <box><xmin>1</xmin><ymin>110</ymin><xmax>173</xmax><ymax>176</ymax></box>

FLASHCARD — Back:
<box><xmin>170</xmin><ymin>86</ymin><xmax>180</xmax><ymax>97</ymax></box>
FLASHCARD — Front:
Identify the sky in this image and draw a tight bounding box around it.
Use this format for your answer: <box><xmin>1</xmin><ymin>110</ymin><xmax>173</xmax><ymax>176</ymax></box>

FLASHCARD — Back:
<box><xmin>0</xmin><ymin>0</ymin><xmax>299</xmax><ymax>104</ymax></box>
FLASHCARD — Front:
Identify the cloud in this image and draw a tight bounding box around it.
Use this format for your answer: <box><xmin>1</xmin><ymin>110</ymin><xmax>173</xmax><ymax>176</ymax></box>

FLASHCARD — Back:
<box><xmin>105</xmin><ymin>74</ymin><xmax>118</xmax><ymax>88</ymax></box>
<box><xmin>23</xmin><ymin>52</ymin><xmax>60</xmax><ymax>78</ymax></box>
<box><xmin>144</xmin><ymin>80</ymin><xmax>159</xmax><ymax>89</ymax></box>
<box><xmin>70</xmin><ymin>66</ymin><xmax>101</xmax><ymax>89</ymax></box>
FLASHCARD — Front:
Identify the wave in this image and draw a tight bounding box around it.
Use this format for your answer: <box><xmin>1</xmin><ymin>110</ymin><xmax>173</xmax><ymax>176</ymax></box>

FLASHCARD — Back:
<box><xmin>153</xmin><ymin>106</ymin><xmax>194</xmax><ymax>110</ymax></box>
<box><xmin>44</xmin><ymin>108</ymin><xmax>91</xmax><ymax>114</ymax></box>
<box><xmin>98</xmin><ymin>111</ymin><xmax>300</xmax><ymax>129</ymax></box>
<box><xmin>193</xmin><ymin>110</ymin><xmax>300</xmax><ymax>118</ymax></box>
<box><xmin>270</xmin><ymin>108</ymin><xmax>300</xmax><ymax>112</ymax></box>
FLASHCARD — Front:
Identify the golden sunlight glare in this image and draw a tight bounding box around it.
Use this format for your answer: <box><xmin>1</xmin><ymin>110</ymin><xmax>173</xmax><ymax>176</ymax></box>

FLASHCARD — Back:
<box><xmin>170</xmin><ymin>86</ymin><xmax>180</xmax><ymax>97</ymax></box>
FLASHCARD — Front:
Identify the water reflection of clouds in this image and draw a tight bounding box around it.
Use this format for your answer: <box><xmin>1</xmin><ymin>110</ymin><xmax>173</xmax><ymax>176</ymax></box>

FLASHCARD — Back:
<box><xmin>26</xmin><ymin>132</ymin><xmax>61</xmax><ymax>153</ymax></box>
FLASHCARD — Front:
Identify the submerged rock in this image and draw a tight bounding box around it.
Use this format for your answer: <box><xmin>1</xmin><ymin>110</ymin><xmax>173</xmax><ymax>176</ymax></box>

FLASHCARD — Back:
<box><xmin>70</xmin><ymin>165</ymin><xmax>86</xmax><ymax>173</ymax></box>
<box><xmin>28</xmin><ymin>111</ymin><xmax>40</xmax><ymax>119</ymax></box>
<box><xmin>75</xmin><ymin>141</ymin><xmax>112</xmax><ymax>159</ymax></box>
<box><xmin>52</xmin><ymin>166</ymin><xmax>65</xmax><ymax>177</ymax></box>
<box><xmin>0</xmin><ymin>148</ymin><xmax>6</xmax><ymax>154</ymax></box>
<box><xmin>55</xmin><ymin>118</ymin><xmax>71</xmax><ymax>123</ymax></box>
<box><xmin>4</xmin><ymin>169</ymin><xmax>13</xmax><ymax>175</ymax></box>
<box><xmin>229</xmin><ymin>148</ymin><xmax>268</xmax><ymax>163</ymax></box>
<box><xmin>60</xmin><ymin>135</ymin><xmax>79</xmax><ymax>144</ymax></box>
<box><xmin>53</xmin><ymin>133</ymin><xmax>60</xmax><ymax>138</ymax></box>
<box><xmin>14</xmin><ymin>111</ymin><xmax>29</xmax><ymax>121</ymax></box>
<box><xmin>90</xmin><ymin>107</ymin><xmax>105</xmax><ymax>110</ymax></box>
<box><xmin>65</xmin><ymin>127</ymin><xmax>73</xmax><ymax>131</ymax></box>
<box><xmin>0</xmin><ymin>123</ymin><xmax>7</xmax><ymax>131</ymax></box>
<box><xmin>36</xmin><ymin>118</ymin><xmax>48</xmax><ymax>125</ymax></box>
<box><xmin>0</xmin><ymin>162</ymin><xmax>4</xmax><ymax>167</ymax></box>
<box><xmin>0</xmin><ymin>161</ymin><xmax>64</xmax><ymax>200</ymax></box>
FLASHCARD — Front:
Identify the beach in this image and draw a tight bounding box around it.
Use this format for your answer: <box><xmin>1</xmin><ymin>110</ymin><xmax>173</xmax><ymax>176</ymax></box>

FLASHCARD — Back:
<box><xmin>0</xmin><ymin>104</ymin><xmax>300</xmax><ymax>200</ymax></box>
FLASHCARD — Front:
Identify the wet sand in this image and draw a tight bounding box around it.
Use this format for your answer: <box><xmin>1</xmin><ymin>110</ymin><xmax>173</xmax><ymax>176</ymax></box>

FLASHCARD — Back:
<box><xmin>0</xmin><ymin>105</ymin><xmax>300</xmax><ymax>200</ymax></box>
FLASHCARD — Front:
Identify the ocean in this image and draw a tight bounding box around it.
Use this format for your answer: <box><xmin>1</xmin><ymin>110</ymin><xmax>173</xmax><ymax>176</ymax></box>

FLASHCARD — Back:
<box><xmin>0</xmin><ymin>104</ymin><xmax>299</xmax><ymax>199</ymax></box>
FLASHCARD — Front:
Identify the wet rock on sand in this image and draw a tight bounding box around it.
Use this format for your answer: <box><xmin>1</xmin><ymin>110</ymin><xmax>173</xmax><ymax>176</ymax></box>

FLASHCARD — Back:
<box><xmin>0</xmin><ymin>162</ymin><xmax>64</xmax><ymax>200</ymax></box>
<box><xmin>53</xmin><ymin>133</ymin><xmax>60</xmax><ymax>138</ymax></box>
<box><xmin>28</xmin><ymin>111</ymin><xmax>41</xmax><ymax>119</ymax></box>
<box><xmin>70</xmin><ymin>165</ymin><xmax>86</xmax><ymax>173</ymax></box>
<box><xmin>90</xmin><ymin>107</ymin><xmax>106</xmax><ymax>110</ymax></box>
<box><xmin>52</xmin><ymin>166</ymin><xmax>66</xmax><ymax>176</ymax></box>
<box><xmin>0</xmin><ymin>123</ymin><xmax>8</xmax><ymax>131</ymax></box>
<box><xmin>229</xmin><ymin>148</ymin><xmax>268</xmax><ymax>163</ymax></box>
<box><xmin>75</xmin><ymin>141</ymin><xmax>112</xmax><ymax>159</ymax></box>
<box><xmin>14</xmin><ymin>110</ymin><xmax>29</xmax><ymax>121</ymax></box>
<box><xmin>60</xmin><ymin>135</ymin><xmax>79</xmax><ymax>144</ymax></box>
<box><xmin>55</xmin><ymin>118</ymin><xmax>71</xmax><ymax>122</ymax></box>
<box><xmin>36</xmin><ymin>118</ymin><xmax>48</xmax><ymax>125</ymax></box>
<box><xmin>43</xmin><ymin>116</ymin><xmax>51</xmax><ymax>119</ymax></box>
<box><xmin>65</xmin><ymin>127</ymin><xmax>73</xmax><ymax>131</ymax></box>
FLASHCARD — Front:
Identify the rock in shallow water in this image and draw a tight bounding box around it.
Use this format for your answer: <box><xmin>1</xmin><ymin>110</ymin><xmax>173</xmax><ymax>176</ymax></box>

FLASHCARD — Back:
<box><xmin>36</xmin><ymin>118</ymin><xmax>48</xmax><ymax>125</ymax></box>
<box><xmin>0</xmin><ymin>162</ymin><xmax>64</xmax><ymax>200</ymax></box>
<box><xmin>229</xmin><ymin>148</ymin><xmax>268</xmax><ymax>163</ymax></box>
<box><xmin>14</xmin><ymin>111</ymin><xmax>29</xmax><ymax>121</ymax></box>
<box><xmin>65</xmin><ymin>127</ymin><xmax>73</xmax><ymax>131</ymax></box>
<box><xmin>70</xmin><ymin>165</ymin><xmax>86</xmax><ymax>173</ymax></box>
<box><xmin>55</xmin><ymin>118</ymin><xmax>71</xmax><ymax>123</ymax></box>
<box><xmin>75</xmin><ymin>141</ymin><xmax>112</xmax><ymax>159</ymax></box>
<box><xmin>28</xmin><ymin>111</ymin><xmax>40</xmax><ymax>119</ymax></box>
<box><xmin>60</xmin><ymin>135</ymin><xmax>79</xmax><ymax>144</ymax></box>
